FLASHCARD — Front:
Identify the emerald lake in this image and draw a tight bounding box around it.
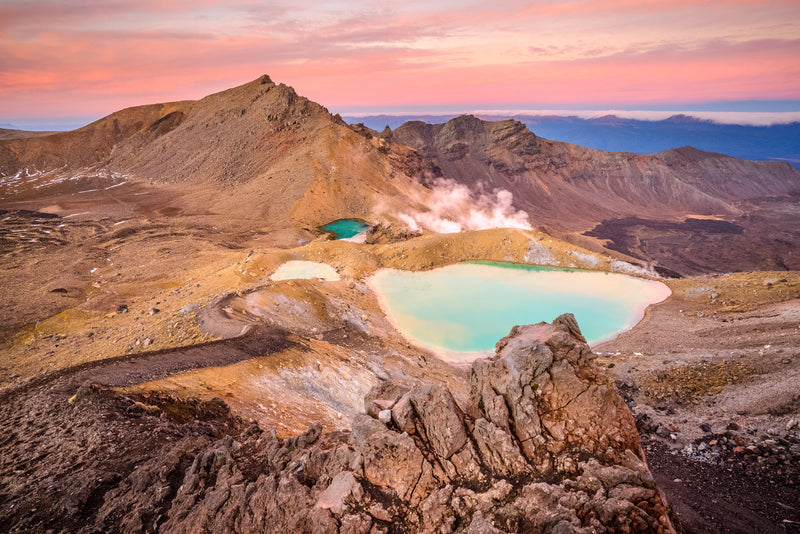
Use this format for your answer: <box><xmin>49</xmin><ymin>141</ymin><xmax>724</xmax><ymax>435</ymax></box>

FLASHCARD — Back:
<box><xmin>321</xmin><ymin>219</ymin><xmax>369</xmax><ymax>240</ymax></box>
<box><xmin>369</xmin><ymin>262</ymin><xmax>671</xmax><ymax>362</ymax></box>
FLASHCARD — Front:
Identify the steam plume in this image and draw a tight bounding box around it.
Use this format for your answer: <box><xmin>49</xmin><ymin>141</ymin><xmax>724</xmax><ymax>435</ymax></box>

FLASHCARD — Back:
<box><xmin>398</xmin><ymin>178</ymin><xmax>531</xmax><ymax>233</ymax></box>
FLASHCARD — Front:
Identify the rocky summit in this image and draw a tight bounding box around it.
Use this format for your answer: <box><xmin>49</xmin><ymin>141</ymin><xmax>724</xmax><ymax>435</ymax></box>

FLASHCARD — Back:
<box><xmin>0</xmin><ymin>315</ymin><xmax>674</xmax><ymax>533</ymax></box>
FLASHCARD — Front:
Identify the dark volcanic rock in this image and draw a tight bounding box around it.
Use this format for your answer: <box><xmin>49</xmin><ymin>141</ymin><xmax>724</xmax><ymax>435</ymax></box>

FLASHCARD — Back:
<box><xmin>0</xmin><ymin>315</ymin><xmax>675</xmax><ymax>533</ymax></box>
<box><xmin>364</xmin><ymin>223</ymin><xmax>422</xmax><ymax>244</ymax></box>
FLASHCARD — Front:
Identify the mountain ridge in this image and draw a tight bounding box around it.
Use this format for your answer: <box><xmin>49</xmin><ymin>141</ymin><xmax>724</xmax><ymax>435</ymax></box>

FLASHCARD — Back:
<box><xmin>0</xmin><ymin>75</ymin><xmax>436</xmax><ymax>230</ymax></box>
<box><xmin>2</xmin><ymin>75</ymin><xmax>799</xmax><ymax>274</ymax></box>
<box><xmin>388</xmin><ymin>115</ymin><xmax>799</xmax><ymax>227</ymax></box>
<box><xmin>347</xmin><ymin>112</ymin><xmax>800</xmax><ymax>169</ymax></box>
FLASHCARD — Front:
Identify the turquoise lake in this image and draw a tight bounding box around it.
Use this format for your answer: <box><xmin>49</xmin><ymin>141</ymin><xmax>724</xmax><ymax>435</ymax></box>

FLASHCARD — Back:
<box><xmin>321</xmin><ymin>219</ymin><xmax>369</xmax><ymax>240</ymax></box>
<box><xmin>369</xmin><ymin>262</ymin><xmax>671</xmax><ymax>361</ymax></box>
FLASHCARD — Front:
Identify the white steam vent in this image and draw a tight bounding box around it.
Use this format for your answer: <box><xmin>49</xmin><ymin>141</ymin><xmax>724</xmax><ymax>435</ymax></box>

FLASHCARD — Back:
<box><xmin>397</xmin><ymin>178</ymin><xmax>531</xmax><ymax>233</ymax></box>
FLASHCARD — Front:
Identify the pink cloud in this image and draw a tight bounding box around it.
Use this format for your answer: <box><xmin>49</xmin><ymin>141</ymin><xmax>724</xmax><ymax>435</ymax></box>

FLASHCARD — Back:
<box><xmin>273</xmin><ymin>38</ymin><xmax>800</xmax><ymax>108</ymax></box>
<box><xmin>1</xmin><ymin>1</ymin><xmax>798</xmax><ymax>121</ymax></box>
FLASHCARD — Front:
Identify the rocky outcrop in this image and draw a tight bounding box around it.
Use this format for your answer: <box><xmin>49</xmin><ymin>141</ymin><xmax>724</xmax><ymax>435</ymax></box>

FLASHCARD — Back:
<box><xmin>364</xmin><ymin>222</ymin><xmax>423</xmax><ymax>244</ymax></box>
<box><xmin>0</xmin><ymin>315</ymin><xmax>674</xmax><ymax>533</ymax></box>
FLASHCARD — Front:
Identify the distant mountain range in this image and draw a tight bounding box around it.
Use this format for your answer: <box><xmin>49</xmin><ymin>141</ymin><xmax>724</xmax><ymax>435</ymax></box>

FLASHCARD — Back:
<box><xmin>345</xmin><ymin>113</ymin><xmax>800</xmax><ymax>169</ymax></box>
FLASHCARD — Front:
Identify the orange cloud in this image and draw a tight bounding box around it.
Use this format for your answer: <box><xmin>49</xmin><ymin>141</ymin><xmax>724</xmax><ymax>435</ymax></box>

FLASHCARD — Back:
<box><xmin>0</xmin><ymin>0</ymin><xmax>798</xmax><ymax>123</ymax></box>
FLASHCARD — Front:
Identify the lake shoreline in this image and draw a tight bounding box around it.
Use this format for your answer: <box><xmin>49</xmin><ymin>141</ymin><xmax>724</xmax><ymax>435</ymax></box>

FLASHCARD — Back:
<box><xmin>368</xmin><ymin>261</ymin><xmax>671</xmax><ymax>362</ymax></box>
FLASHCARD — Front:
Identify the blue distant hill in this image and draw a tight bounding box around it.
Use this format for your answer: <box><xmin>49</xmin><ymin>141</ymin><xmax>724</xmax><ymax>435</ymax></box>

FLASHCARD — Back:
<box><xmin>344</xmin><ymin>113</ymin><xmax>800</xmax><ymax>170</ymax></box>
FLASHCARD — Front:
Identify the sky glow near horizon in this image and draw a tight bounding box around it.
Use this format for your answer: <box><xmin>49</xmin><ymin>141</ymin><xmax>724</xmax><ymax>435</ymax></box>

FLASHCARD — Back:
<box><xmin>1</xmin><ymin>0</ymin><xmax>799</xmax><ymax>127</ymax></box>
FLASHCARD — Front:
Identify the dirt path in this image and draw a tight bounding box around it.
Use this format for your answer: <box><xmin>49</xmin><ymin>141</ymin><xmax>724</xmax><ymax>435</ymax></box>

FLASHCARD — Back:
<box><xmin>0</xmin><ymin>326</ymin><xmax>294</xmax><ymax>401</ymax></box>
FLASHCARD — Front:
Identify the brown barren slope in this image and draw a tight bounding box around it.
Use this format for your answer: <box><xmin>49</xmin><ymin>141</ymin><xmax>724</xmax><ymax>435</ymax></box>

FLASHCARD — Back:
<box><xmin>0</xmin><ymin>76</ymin><xmax>434</xmax><ymax>230</ymax></box>
<box><xmin>389</xmin><ymin>116</ymin><xmax>800</xmax><ymax>274</ymax></box>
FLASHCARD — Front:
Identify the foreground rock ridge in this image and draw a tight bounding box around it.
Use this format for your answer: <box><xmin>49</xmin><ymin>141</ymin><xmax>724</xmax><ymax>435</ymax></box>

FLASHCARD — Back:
<box><xmin>0</xmin><ymin>314</ymin><xmax>675</xmax><ymax>533</ymax></box>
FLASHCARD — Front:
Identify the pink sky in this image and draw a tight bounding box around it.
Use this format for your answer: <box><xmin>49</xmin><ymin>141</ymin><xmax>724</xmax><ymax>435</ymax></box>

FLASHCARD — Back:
<box><xmin>1</xmin><ymin>0</ymin><xmax>798</xmax><ymax>125</ymax></box>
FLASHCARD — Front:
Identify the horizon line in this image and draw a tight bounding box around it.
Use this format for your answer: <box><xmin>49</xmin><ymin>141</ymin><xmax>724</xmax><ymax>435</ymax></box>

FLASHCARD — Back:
<box><xmin>5</xmin><ymin>107</ymin><xmax>800</xmax><ymax>132</ymax></box>
<box><xmin>341</xmin><ymin>109</ymin><xmax>800</xmax><ymax>127</ymax></box>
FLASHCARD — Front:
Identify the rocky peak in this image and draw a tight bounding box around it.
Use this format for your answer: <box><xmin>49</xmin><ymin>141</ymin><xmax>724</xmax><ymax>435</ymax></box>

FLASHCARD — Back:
<box><xmin>0</xmin><ymin>74</ymin><xmax>342</xmax><ymax>184</ymax></box>
<box><xmin>438</xmin><ymin>114</ymin><xmax>487</xmax><ymax>141</ymax></box>
<box><xmin>467</xmin><ymin>314</ymin><xmax>643</xmax><ymax>476</ymax></box>
<box><xmin>392</xmin><ymin>120</ymin><xmax>438</xmax><ymax>154</ymax></box>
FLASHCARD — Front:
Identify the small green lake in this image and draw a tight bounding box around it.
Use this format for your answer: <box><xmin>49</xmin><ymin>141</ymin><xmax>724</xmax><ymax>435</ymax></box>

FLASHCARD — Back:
<box><xmin>369</xmin><ymin>261</ymin><xmax>671</xmax><ymax>361</ymax></box>
<box><xmin>321</xmin><ymin>219</ymin><xmax>369</xmax><ymax>240</ymax></box>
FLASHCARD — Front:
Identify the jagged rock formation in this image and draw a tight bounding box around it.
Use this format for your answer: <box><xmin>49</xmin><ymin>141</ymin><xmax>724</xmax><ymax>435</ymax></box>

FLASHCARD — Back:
<box><xmin>0</xmin><ymin>315</ymin><xmax>675</xmax><ymax>533</ymax></box>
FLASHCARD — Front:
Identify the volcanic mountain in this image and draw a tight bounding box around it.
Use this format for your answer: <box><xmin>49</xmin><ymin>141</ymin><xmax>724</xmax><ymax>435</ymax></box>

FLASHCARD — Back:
<box><xmin>2</xmin><ymin>76</ymin><xmax>800</xmax><ymax>533</ymax></box>
<box><xmin>386</xmin><ymin>115</ymin><xmax>800</xmax><ymax>275</ymax></box>
<box><xmin>2</xmin><ymin>75</ymin><xmax>799</xmax><ymax>275</ymax></box>
<box><xmin>0</xmin><ymin>75</ymin><xmax>433</xmax><ymax>231</ymax></box>
<box><xmin>390</xmin><ymin>115</ymin><xmax>798</xmax><ymax>225</ymax></box>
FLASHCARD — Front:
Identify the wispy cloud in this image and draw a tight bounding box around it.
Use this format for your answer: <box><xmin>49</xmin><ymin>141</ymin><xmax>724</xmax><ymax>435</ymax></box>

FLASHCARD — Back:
<box><xmin>1</xmin><ymin>0</ymin><xmax>798</xmax><ymax>122</ymax></box>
